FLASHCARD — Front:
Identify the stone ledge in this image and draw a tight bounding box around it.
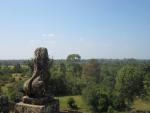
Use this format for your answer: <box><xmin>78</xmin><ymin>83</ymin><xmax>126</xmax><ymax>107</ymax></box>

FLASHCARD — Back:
<box><xmin>15</xmin><ymin>101</ymin><xmax>59</xmax><ymax>113</ymax></box>
<box><xmin>22</xmin><ymin>96</ymin><xmax>53</xmax><ymax>105</ymax></box>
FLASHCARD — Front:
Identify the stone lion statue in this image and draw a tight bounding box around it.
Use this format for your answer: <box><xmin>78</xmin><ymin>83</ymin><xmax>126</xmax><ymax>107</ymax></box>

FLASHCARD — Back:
<box><xmin>23</xmin><ymin>47</ymin><xmax>50</xmax><ymax>98</ymax></box>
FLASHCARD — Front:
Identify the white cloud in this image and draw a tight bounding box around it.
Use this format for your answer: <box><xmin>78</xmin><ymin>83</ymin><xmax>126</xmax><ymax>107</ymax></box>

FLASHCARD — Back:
<box><xmin>29</xmin><ymin>39</ymin><xmax>41</xmax><ymax>45</ymax></box>
<box><xmin>30</xmin><ymin>32</ymin><xmax>57</xmax><ymax>46</ymax></box>
<box><xmin>29</xmin><ymin>39</ymin><xmax>56</xmax><ymax>45</ymax></box>
<box><xmin>41</xmin><ymin>34</ymin><xmax>47</xmax><ymax>37</ymax></box>
<box><xmin>41</xmin><ymin>33</ymin><xmax>55</xmax><ymax>37</ymax></box>
<box><xmin>48</xmin><ymin>33</ymin><xmax>55</xmax><ymax>37</ymax></box>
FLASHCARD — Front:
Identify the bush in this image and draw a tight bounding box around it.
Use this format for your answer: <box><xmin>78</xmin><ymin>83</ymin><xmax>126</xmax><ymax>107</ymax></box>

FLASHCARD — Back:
<box><xmin>112</xmin><ymin>96</ymin><xmax>126</xmax><ymax>111</ymax></box>
<box><xmin>67</xmin><ymin>97</ymin><xmax>78</xmax><ymax>110</ymax></box>
<box><xmin>107</xmin><ymin>106</ymin><xmax>114</xmax><ymax>113</ymax></box>
<box><xmin>82</xmin><ymin>84</ymin><xmax>110</xmax><ymax>113</ymax></box>
<box><xmin>115</xmin><ymin>65</ymin><xmax>144</xmax><ymax>104</ymax></box>
<box><xmin>1</xmin><ymin>82</ymin><xmax>23</xmax><ymax>102</ymax></box>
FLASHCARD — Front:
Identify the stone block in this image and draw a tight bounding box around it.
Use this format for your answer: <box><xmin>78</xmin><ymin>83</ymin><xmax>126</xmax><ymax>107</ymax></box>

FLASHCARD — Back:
<box><xmin>15</xmin><ymin>101</ymin><xmax>59</xmax><ymax>113</ymax></box>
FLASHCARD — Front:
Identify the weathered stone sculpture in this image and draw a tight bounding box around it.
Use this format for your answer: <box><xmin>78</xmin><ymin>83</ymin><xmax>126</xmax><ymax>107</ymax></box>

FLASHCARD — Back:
<box><xmin>24</xmin><ymin>48</ymin><xmax>50</xmax><ymax>97</ymax></box>
<box><xmin>15</xmin><ymin>47</ymin><xmax>59</xmax><ymax>113</ymax></box>
<box><xmin>22</xmin><ymin>47</ymin><xmax>53</xmax><ymax>105</ymax></box>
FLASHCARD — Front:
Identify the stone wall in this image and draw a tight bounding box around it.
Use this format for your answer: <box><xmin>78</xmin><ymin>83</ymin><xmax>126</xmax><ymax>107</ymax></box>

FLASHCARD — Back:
<box><xmin>15</xmin><ymin>99</ymin><xmax>59</xmax><ymax>113</ymax></box>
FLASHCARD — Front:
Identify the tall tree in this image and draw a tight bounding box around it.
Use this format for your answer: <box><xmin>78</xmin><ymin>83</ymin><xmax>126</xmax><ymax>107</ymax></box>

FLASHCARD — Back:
<box><xmin>13</xmin><ymin>63</ymin><xmax>22</xmax><ymax>73</ymax></box>
<box><xmin>66</xmin><ymin>54</ymin><xmax>82</xmax><ymax>77</ymax></box>
<box><xmin>67</xmin><ymin>54</ymin><xmax>81</xmax><ymax>62</ymax></box>
<box><xmin>83</xmin><ymin>59</ymin><xmax>101</xmax><ymax>83</ymax></box>
<box><xmin>115</xmin><ymin>65</ymin><xmax>144</xmax><ymax>104</ymax></box>
<box><xmin>143</xmin><ymin>65</ymin><xmax>150</xmax><ymax>98</ymax></box>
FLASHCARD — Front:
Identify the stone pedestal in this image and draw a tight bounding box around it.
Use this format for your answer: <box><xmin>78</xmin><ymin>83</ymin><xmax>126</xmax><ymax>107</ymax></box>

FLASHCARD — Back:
<box><xmin>15</xmin><ymin>100</ymin><xmax>59</xmax><ymax>113</ymax></box>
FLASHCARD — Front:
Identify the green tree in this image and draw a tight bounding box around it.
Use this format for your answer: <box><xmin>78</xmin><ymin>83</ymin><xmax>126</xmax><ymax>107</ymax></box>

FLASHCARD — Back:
<box><xmin>115</xmin><ymin>65</ymin><xmax>144</xmax><ymax>104</ymax></box>
<box><xmin>67</xmin><ymin>54</ymin><xmax>81</xmax><ymax>62</ymax></box>
<box><xmin>65</xmin><ymin>54</ymin><xmax>83</xmax><ymax>95</ymax></box>
<box><xmin>143</xmin><ymin>73</ymin><xmax>150</xmax><ymax>98</ymax></box>
<box><xmin>82</xmin><ymin>84</ymin><xmax>110</xmax><ymax>113</ymax></box>
<box><xmin>111</xmin><ymin>95</ymin><xmax>126</xmax><ymax>111</ymax></box>
<box><xmin>107</xmin><ymin>106</ymin><xmax>115</xmax><ymax>113</ymax></box>
<box><xmin>1</xmin><ymin>82</ymin><xmax>23</xmax><ymax>102</ymax></box>
<box><xmin>27</xmin><ymin>59</ymin><xmax>34</xmax><ymax>75</ymax></box>
<box><xmin>83</xmin><ymin>59</ymin><xmax>101</xmax><ymax>83</ymax></box>
<box><xmin>13</xmin><ymin>63</ymin><xmax>22</xmax><ymax>73</ymax></box>
<box><xmin>59</xmin><ymin>63</ymin><xmax>66</xmax><ymax>76</ymax></box>
<box><xmin>50</xmin><ymin>62</ymin><xmax>69</xmax><ymax>96</ymax></box>
<box><xmin>100</xmin><ymin>64</ymin><xmax>117</xmax><ymax>93</ymax></box>
<box><xmin>143</xmin><ymin>65</ymin><xmax>150</xmax><ymax>99</ymax></box>
<box><xmin>66</xmin><ymin>54</ymin><xmax>82</xmax><ymax>77</ymax></box>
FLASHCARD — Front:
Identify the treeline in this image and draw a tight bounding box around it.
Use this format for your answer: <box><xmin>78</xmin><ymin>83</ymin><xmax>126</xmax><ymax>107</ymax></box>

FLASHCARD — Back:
<box><xmin>1</xmin><ymin>58</ymin><xmax>150</xmax><ymax>66</ymax></box>
<box><xmin>0</xmin><ymin>55</ymin><xmax>150</xmax><ymax>113</ymax></box>
<box><xmin>0</xmin><ymin>60</ymin><xmax>26</xmax><ymax>65</ymax></box>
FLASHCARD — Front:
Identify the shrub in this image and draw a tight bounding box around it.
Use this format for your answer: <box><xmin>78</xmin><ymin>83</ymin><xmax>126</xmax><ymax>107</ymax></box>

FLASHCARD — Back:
<box><xmin>1</xmin><ymin>82</ymin><xmax>23</xmax><ymax>102</ymax></box>
<box><xmin>82</xmin><ymin>84</ymin><xmax>110</xmax><ymax>113</ymax></box>
<box><xmin>107</xmin><ymin>106</ymin><xmax>114</xmax><ymax>113</ymax></box>
<box><xmin>112</xmin><ymin>96</ymin><xmax>126</xmax><ymax>111</ymax></box>
<box><xmin>67</xmin><ymin>97</ymin><xmax>78</xmax><ymax>110</ymax></box>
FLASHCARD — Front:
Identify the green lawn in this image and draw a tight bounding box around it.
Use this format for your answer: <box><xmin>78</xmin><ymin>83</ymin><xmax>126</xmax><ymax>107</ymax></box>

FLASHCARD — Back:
<box><xmin>56</xmin><ymin>95</ymin><xmax>150</xmax><ymax>113</ymax></box>
<box><xmin>56</xmin><ymin>95</ymin><xmax>90</xmax><ymax>113</ymax></box>
<box><xmin>132</xmin><ymin>99</ymin><xmax>150</xmax><ymax>111</ymax></box>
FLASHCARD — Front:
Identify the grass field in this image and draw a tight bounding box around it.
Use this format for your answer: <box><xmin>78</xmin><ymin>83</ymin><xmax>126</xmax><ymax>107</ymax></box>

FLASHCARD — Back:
<box><xmin>57</xmin><ymin>95</ymin><xmax>150</xmax><ymax>113</ymax></box>
<box><xmin>132</xmin><ymin>99</ymin><xmax>150</xmax><ymax>111</ymax></box>
<box><xmin>56</xmin><ymin>95</ymin><xmax>90</xmax><ymax>113</ymax></box>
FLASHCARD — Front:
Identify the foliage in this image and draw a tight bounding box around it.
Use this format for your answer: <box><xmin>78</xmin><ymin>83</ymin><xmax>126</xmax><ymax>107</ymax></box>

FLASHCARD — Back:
<box><xmin>82</xmin><ymin>84</ymin><xmax>110</xmax><ymax>113</ymax></box>
<box><xmin>26</xmin><ymin>59</ymin><xmax>34</xmax><ymax>76</ymax></box>
<box><xmin>66</xmin><ymin>54</ymin><xmax>82</xmax><ymax>77</ymax></box>
<box><xmin>111</xmin><ymin>95</ymin><xmax>126</xmax><ymax>111</ymax></box>
<box><xmin>13</xmin><ymin>63</ymin><xmax>22</xmax><ymax>73</ymax></box>
<box><xmin>100</xmin><ymin>64</ymin><xmax>118</xmax><ymax>93</ymax></box>
<box><xmin>1</xmin><ymin>57</ymin><xmax>150</xmax><ymax>113</ymax></box>
<box><xmin>50</xmin><ymin>75</ymin><xmax>68</xmax><ymax>96</ymax></box>
<box><xmin>56</xmin><ymin>95</ymin><xmax>90</xmax><ymax>113</ymax></box>
<box><xmin>115</xmin><ymin>65</ymin><xmax>144</xmax><ymax>104</ymax></box>
<box><xmin>143</xmin><ymin>65</ymin><xmax>150</xmax><ymax>99</ymax></box>
<box><xmin>67</xmin><ymin>54</ymin><xmax>81</xmax><ymax>62</ymax></box>
<box><xmin>1</xmin><ymin>82</ymin><xmax>23</xmax><ymax>102</ymax></box>
<box><xmin>83</xmin><ymin>59</ymin><xmax>101</xmax><ymax>83</ymax></box>
<box><xmin>67</xmin><ymin>97</ymin><xmax>78</xmax><ymax>110</ymax></box>
<box><xmin>50</xmin><ymin>55</ymin><xmax>84</xmax><ymax>95</ymax></box>
<box><xmin>107</xmin><ymin>106</ymin><xmax>115</xmax><ymax>113</ymax></box>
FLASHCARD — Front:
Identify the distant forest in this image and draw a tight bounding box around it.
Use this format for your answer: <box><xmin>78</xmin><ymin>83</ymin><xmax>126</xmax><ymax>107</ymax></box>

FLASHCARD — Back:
<box><xmin>0</xmin><ymin>58</ymin><xmax>150</xmax><ymax>65</ymax></box>
<box><xmin>1</xmin><ymin>55</ymin><xmax>150</xmax><ymax>112</ymax></box>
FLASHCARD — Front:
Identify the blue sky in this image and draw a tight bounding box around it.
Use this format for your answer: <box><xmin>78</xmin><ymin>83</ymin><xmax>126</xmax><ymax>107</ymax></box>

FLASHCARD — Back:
<box><xmin>0</xmin><ymin>0</ymin><xmax>150</xmax><ymax>59</ymax></box>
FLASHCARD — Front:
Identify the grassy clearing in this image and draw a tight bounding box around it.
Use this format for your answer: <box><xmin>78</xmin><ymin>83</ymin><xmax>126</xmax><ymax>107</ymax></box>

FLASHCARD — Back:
<box><xmin>132</xmin><ymin>99</ymin><xmax>150</xmax><ymax>111</ymax></box>
<box><xmin>57</xmin><ymin>95</ymin><xmax>150</xmax><ymax>113</ymax></box>
<box><xmin>56</xmin><ymin>95</ymin><xmax>90</xmax><ymax>113</ymax></box>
